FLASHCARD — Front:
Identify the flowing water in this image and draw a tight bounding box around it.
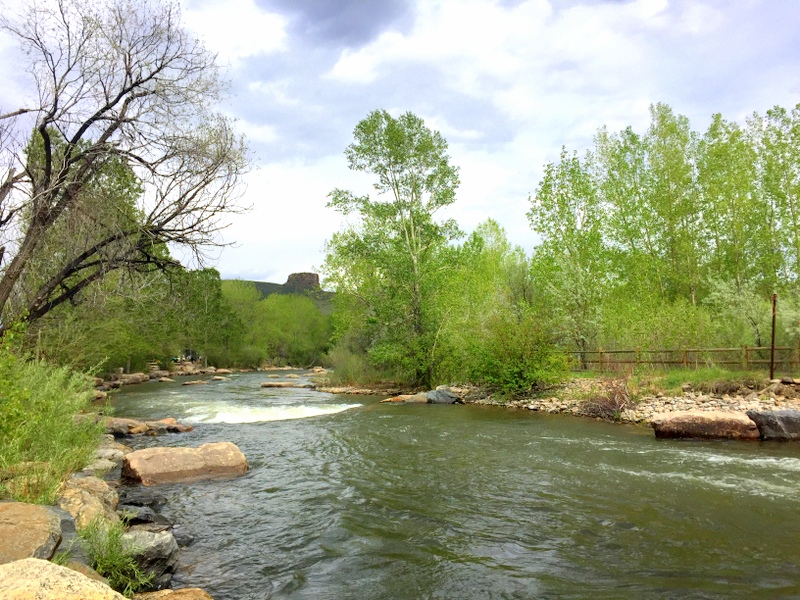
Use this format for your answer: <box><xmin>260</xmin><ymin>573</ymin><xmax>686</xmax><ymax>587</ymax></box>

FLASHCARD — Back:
<box><xmin>113</xmin><ymin>372</ymin><xmax>800</xmax><ymax>599</ymax></box>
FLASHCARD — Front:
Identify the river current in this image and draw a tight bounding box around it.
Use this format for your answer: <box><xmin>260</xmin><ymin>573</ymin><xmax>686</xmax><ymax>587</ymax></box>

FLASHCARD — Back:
<box><xmin>113</xmin><ymin>371</ymin><xmax>800</xmax><ymax>599</ymax></box>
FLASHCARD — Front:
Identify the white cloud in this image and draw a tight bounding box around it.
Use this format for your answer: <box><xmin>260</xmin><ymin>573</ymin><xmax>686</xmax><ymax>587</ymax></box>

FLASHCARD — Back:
<box><xmin>181</xmin><ymin>0</ymin><xmax>287</xmax><ymax>67</ymax></box>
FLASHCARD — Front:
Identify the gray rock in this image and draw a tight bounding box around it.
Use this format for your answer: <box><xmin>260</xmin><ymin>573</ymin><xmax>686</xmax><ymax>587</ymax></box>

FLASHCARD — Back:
<box><xmin>122</xmin><ymin>527</ymin><xmax>179</xmax><ymax>583</ymax></box>
<box><xmin>746</xmin><ymin>409</ymin><xmax>800</xmax><ymax>441</ymax></box>
<box><xmin>116</xmin><ymin>504</ymin><xmax>164</xmax><ymax>526</ymax></box>
<box><xmin>426</xmin><ymin>386</ymin><xmax>460</xmax><ymax>404</ymax></box>
<box><xmin>49</xmin><ymin>506</ymin><xmax>91</xmax><ymax>566</ymax></box>
<box><xmin>171</xmin><ymin>526</ymin><xmax>195</xmax><ymax>548</ymax></box>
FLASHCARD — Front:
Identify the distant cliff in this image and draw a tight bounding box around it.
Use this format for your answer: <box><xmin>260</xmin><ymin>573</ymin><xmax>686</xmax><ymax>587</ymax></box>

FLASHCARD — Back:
<box><xmin>241</xmin><ymin>273</ymin><xmax>333</xmax><ymax>313</ymax></box>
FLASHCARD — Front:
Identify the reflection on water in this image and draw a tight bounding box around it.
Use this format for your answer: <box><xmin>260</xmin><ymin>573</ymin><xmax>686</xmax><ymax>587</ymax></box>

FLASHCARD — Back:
<box><xmin>113</xmin><ymin>372</ymin><xmax>800</xmax><ymax>599</ymax></box>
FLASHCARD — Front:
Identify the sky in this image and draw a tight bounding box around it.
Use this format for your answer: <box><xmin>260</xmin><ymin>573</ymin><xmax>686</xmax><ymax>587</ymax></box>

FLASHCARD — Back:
<box><xmin>2</xmin><ymin>0</ymin><xmax>800</xmax><ymax>284</ymax></box>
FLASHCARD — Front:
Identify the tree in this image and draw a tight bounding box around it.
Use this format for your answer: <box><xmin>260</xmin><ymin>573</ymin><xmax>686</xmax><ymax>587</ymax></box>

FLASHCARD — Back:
<box><xmin>324</xmin><ymin>110</ymin><xmax>461</xmax><ymax>386</ymax></box>
<box><xmin>0</xmin><ymin>0</ymin><xmax>247</xmax><ymax>329</ymax></box>
<box><xmin>528</xmin><ymin>147</ymin><xmax>606</xmax><ymax>355</ymax></box>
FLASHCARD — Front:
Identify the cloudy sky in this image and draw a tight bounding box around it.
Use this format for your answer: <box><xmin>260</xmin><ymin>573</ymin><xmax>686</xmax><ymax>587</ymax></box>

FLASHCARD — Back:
<box><xmin>3</xmin><ymin>0</ymin><xmax>800</xmax><ymax>283</ymax></box>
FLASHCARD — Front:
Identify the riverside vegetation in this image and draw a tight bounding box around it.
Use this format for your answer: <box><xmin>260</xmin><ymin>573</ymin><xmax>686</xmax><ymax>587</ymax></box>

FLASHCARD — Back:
<box><xmin>2</xmin><ymin>0</ymin><xmax>800</xmax><ymax>592</ymax></box>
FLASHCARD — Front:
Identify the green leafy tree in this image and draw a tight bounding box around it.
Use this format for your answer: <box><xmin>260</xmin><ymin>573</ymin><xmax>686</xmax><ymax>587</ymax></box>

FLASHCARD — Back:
<box><xmin>528</xmin><ymin>148</ymin><xmax>607</xmax><ymax>356</ymax></box>
<box><xmin>324</xmin><ymin>110</ymin><xmax>461</xmax><ymax>386</ymax></box>
<box><xmin>0</xmin><ymin>0</ymin><xmax>247</xmax><ymax>329</ymax></box>
<box><xmin>257</xmin><ymin>294</ymin><xmax>331</xmax><ymax>367</ymax></box>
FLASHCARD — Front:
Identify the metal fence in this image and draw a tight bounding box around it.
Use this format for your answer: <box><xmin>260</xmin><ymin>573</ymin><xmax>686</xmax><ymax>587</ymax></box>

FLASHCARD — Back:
<box><xmin>571</xmin><ymin>343</ymin><xmax>800</xmax><ymax>374</ymax></box>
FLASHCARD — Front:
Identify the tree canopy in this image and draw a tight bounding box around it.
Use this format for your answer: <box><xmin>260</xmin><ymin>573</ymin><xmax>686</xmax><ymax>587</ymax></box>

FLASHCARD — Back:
<box><xmin>0</xmin><ymin>0</ymin><xmax>247</xmax><ymax>329</ymax></box>
<box><xmin>324</xmin><ymin>110</ymin><xmax>461</xmax><ymax>386</ymax></box>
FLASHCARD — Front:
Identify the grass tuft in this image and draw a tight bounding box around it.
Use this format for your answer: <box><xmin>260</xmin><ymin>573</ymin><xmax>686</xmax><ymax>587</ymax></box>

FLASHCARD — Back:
<box><xmin>80</xmin><ymin>517</ymin><xmax>153</xmax><ymax>597</ymax></box>
<box><xmin>0</xmin><ymin>328</ymin><xmax>103</xmax><ymax>504</ymax></box>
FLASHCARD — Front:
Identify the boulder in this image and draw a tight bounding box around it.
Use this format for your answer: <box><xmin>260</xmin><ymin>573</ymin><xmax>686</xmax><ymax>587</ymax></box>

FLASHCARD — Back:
<box><xmin>159</xmin><ymin>377</ymin><xmax>176</xmax><ymax>383</ymax></box>
<box><xmin>0</xmin><ymin>558</ymin><xmax>124</xmax><ymax>599</ymax></box>
<box><xmin>58</xmin><ymin>476</ymin><xmax>120</xmax><ymax>530</ymax></box>
<box><xmin>120</xmin><ymin>373</ymin><xmax>150</xmax><ymax>385</ymax></box>
<box><xmin>105</xmin><ymin>417</ymin><xmax>150</xmax><ymax>436</ymax></box>
<box><xmin>650</xmin><ymin>410</ymin><xmax>759</xmax><ymax>440</ymax></box>
<box><xmin>96</xmin><ymin>437</ymin><xmax>133</xmax><ymax>461</ymax></box>
<box><xmin>81</xmin><ymin>458</ymin><xmax>119</xmax><ymax>476</ymax></box>
<box><xmin>104</xmin><ymin>417</ymin><xmax>192</xmax><ymax>436</ymax></box>
<box><xmin>0</xmin><ymin>503</ymin><xmax>61</xmax><ymax>564</ymax></box>
<box><xmin>215</xmin><ymin>369</ymin><xmax>233</xmax><ymax>375</ymax></box>
<box><xmin>49</xmin><ymin>506</ymin><xmax>91</xmax><ymax>566</ymax></box>
<box><xmin>746</xmin><ymin>409</ymin><xmax>800</xmax><ymax>441</ymax></box>
<box><xmin>261</xmin><ymin>381</ymin><xmax>314</xmax><ymax>388</ymax></box>
<box><xmin>122</xmin><ymin>527</ymin><xmax>179</xmax><ymax>585</ymax></box>
<box><xmin>134</xmin><ymin>588</ymin><xmax>215</xmax><ymax>599</ymax></box>
<box><xmin>122</xmin><ymin>442</ymin><xmax>248</xmax><ymax>486</ymax></box>
<box><xmin>427</xmin><ymin>386</ymin><xmax>461</xmax><ymax>404</ymax></box>
<box><xmin>144</xmin><ymin>418</ymin><xmax>194</xmax><ymax>434</ymax></box>
<box><xmin>182</xmin><ymin>380</ymin><xmax>208</xmax><ymax>386</ymax></box>
<box><xmin>65</xmin><ymin>560</ymin><xmax>107</xmax><ymax>584</ymax></box>
<box><xmin>381</xmin><ymin>393</ymin><xmax>428</xmax><ymax>404</ymax></box>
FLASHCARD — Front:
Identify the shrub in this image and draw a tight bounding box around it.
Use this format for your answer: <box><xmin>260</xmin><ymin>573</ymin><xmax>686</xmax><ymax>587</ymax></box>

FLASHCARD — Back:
<box><xmin>467</xmin><ymin>313</ymin><xmax>571</xmax><ymax>396</ymax></box>
<box><xmin>580</xmin><ymin>377</ymin><xmax>638</xmax><ymax>421</ymax></box>
<box><xmin>80</xmin><ymin>517</ymin><xmax>153</xmax><ymax>597</ymax></box>
<box><xmin>0</xmin><ymin>326</ymin><xmax>102</xmax><ymax>504</ymax></box>
<box><xmin>324</xmin><ymin>345</ymin><xmax>384</xmax><ymax>385</ymax></box>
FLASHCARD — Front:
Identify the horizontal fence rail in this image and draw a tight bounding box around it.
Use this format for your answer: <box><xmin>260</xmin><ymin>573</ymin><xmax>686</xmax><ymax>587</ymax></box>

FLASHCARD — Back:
<box><xmin>571</xmin><ymin>343</ymin><xmax>800</xmax><ymax>374</ymax></box>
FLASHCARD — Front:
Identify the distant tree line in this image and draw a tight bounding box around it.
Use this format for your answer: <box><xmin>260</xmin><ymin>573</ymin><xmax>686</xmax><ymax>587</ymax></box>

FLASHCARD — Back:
<box><xmin>322</xmin><ymin>104</ymin><xmax>800</xmax><ymax>392</ymax></box>
<box><xmin>529</xmin><ymin>103</ymin><xmax>800</xmax><ymax>355</ymax></box>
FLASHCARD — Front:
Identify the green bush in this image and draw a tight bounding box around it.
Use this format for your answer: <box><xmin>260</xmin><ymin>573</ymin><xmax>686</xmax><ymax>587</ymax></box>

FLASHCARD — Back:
<box><xmin>325</xmin><ymin>345</ymin><xmax>384</xmax><ymax>385</ymax></box>
<box><xmin>80</xmin><ymin>517</ymin><xmax>153</xmax><ymax>597</ymax></box>
<box><xmin>467</xmin><ymin>313</ymin><xmax>571</xmax><ymax>395</ymax></box>
<box><xmin>0</xmin><ymin>326</ymin><xmax>102</xmax><ymax>504</ymax></box>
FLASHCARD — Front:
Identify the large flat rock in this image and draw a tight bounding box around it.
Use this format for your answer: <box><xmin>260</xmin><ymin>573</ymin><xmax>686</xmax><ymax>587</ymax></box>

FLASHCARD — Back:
<box><xmin>0</xmin><ymin>503</ymin><xmax>61</xmax><ymax>564</ymax></box>
<box><xmin>650</xmin><ymin>410</ymin><xmax>759</xmax><ymax>440</ymax></box>
<box><xmin>746</xmin><ymin>409</ymin><xmax>800</xmax><ymax>440</ymax></box>
<box><xmin>134</xmin><ymin>588</ymin><xmax>215</xmax><ymax>599</ymax></box>
<box><xmin>0</xmin><ymin>557</ymin><xmax>124</xmax><ymax>599</ymax></box>
<box><xmin>122</xmin><ymin>442</ymin><xmax>248</xmax><ymax>486</ymax></box>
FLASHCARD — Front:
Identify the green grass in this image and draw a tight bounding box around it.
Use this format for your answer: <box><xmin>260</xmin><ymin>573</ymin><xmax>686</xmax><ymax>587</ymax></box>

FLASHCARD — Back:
<box><xmin>569</xmin><ymin>366</ymin><xmax>768</xmax><ymax>397</ymax></box>
<box><xmin>0</xmin><ymin>333</ymin><xmax>103</xmax><ymax>504</ymax></box>
<box><xmin>80</xmin><ymin>517</ymin><xmax>153</xmax><ymax>597</ymax></box>
<box><xmin>651</xmin><ymin>367</ymin><xmax>767</xmax><ymax>395</ymax></box>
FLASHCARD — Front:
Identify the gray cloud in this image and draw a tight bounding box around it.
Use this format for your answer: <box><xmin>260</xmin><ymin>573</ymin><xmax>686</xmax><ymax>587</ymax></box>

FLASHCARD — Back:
<box><xmin>258</xmin><ymin>0</ymin><xmax>413</xmax><ymax>47</ymax></box>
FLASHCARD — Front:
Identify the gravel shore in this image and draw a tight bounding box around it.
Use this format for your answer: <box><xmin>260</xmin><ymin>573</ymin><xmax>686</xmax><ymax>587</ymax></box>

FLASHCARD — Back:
<box><xmin>470</xmin><ymin>378</ymin><xmax>800</xmax><ymax>424</ymax></box>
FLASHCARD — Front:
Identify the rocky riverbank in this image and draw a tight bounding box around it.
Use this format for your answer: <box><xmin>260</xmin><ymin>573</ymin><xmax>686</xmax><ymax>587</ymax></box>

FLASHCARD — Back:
<box><xmin>0</xmin><ymin>415</ymin><xmax>238</xmax><ymax>599</ymax></box>
<box><xmin>475</xmin><ymin>378</ymin><xmax>800</xmax><ymax>423</ymax></box>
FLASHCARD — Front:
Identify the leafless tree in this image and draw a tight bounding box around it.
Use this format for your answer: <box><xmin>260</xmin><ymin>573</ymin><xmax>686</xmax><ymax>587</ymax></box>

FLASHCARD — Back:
<box><xmin>0</xmin><ymin>0</ymin><xmax>248</xmax><ymax>328</ymax></box>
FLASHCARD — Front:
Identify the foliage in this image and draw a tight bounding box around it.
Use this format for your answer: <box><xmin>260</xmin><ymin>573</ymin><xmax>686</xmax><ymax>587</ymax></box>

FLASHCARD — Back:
<box><xmin>324</xmin><ymin>345</ymin><xmax>384</xmax><ymax>386</ymax></box>
<box><xmin>258</xmin><ymin>294</ymin><xmax>331</xmax><ymax>366</ymax></box>
<box><xmin>655</xmin><ymin>367</ymin><xmax>766</xmax><ymax>396</ymax></box>
<box><xmin>0</xmin><ymin>0</ymin><xmax>248</xmax><ymax>329</ymax></box>
<box><xmin>466</xmin><ymin>310</ymin><xmax>571</xmax><ymax>395</ymax></box>
<box><xmin>324</xmin><ymin>110</ymin><xmax>461</xmax><ymax>387</ymax></box>
<box><xmin>0</xmin><ymin>326</ymin><xmax>101</xmax><ymax>504</ymax></box>
<box><xmin>532</xmin><ymin>101</ymin><xmax>800</xmax><ymax>357</ymax></box>
<box><xmin>579</xmin><ymin>377</ymin><xmax>639</xmax><ymax>421</ymax></box>
<box><xmin>80</xmin><ymin>517</ymin><xmax>153</xmax><ymax>597</ymax></box>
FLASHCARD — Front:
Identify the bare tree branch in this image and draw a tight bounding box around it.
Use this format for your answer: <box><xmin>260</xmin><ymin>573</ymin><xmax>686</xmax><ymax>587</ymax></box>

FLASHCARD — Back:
<box><xmin>0</xmin><ymin>0</ymin><xmax>249</xmax><ymax>328</ymax></box>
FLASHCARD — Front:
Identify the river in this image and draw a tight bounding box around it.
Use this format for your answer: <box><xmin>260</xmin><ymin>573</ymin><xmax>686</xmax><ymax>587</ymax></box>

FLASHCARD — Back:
<box><xmin>112</xmin><ymin>371</ymin><xmax>800</xmax><ymax>599</ymax></box>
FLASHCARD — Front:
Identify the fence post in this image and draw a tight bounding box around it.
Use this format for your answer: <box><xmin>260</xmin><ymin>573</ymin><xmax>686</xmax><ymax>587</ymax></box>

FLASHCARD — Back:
<box><xmin>635</xmin><ymin>347</ymin><xmax>640</xmax><ymax>369</ymax></box>
<box><xmin>743</xmin><ymin>345</ymin><xmax>749</xmax><ymax>371</ymax></box>
<box><xmin>598</xmin><ymin>347</ymin><xmax>604</xmax><ymax>372</ymax></box>
<box><xmin>796</xmin><ymin>338</ymin><xmax>800</xmax><ymax>372</ymax></box>
<box><xmin>682</xmin><ymin>348</ymin><xmax>688</xmax><ymax>368</ymax></box>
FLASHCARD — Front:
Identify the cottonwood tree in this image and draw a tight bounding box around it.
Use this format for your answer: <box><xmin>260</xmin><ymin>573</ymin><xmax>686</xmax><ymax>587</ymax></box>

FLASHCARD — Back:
<box><xmin>0</xmin><ymin>0</ymin><xmax>247</xmax><ymax>329</ymax></box>
<box><xmin>323</xmin><ymin>110</ymin><xmax>460</xmax><ymax>386</ymax></box>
